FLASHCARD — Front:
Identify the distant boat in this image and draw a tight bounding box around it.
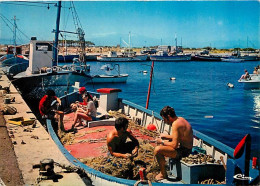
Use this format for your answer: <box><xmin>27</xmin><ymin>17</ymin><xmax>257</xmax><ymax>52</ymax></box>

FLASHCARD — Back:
<box><xmin>238</xmin><ymin>74</ymin><xmax>260</xmax><ymax>89</ymax></box>
<box><xmin>97</xmin><ymin>51</ymin><xmax>147</xmax><ymax>62</ymax></box>
<box><xmin>91</xmin><ymin>74</ymin><xmax>128</xmax><ymax>83</ymax></box>
<box><xmin>192</xmin><ymin>54</ymin><xmax>222</xmax><ymax>61</ymax></box>
<box><xmin>221</xmin><ymin>57</ymin><xmax>245</xmax><ymax>63</ymax></box>
<box><xmin>0</xmin><ymin>54</ymin><xmax>28</xmax><ymax>67</ymax></box>
<box><xmin>150</xmin><ymin>51</ymin><xmax>191</xmax><ymax>62</ymax></box>
<box><xmin>240</xmin><ymin>55</ymin><xmax>259</xmax><ymax>61</ymax></box>
<box><xmin>58</xmin><ymin>54</ymin><xmax>79</xmax><ymax>62</ymax></box>
<box><xmin>140</xmin><ymin>47</ymin><xmax>157</xmax><ymax>54</ymax></box>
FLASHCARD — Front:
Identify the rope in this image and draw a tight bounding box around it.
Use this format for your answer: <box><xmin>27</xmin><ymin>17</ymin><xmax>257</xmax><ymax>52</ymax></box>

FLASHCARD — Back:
<box><xmin>134</xmin><ymin>180</ymin><xmax>152</xmax><ymax>186</ymax></box>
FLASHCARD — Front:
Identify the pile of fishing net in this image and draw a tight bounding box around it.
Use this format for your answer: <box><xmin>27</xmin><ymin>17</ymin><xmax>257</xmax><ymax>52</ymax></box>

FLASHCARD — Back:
<box><xmin>80</xmin><ymin>140</ymin><xmax>160</xmax><ymax>182</ymax></box>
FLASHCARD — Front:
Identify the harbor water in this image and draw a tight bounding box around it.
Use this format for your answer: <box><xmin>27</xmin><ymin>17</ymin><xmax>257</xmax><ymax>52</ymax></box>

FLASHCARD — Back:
<box><xmin>17</xmin><ymin>61</ymin><xmax>260</xmax><ymax>157</ymax></box>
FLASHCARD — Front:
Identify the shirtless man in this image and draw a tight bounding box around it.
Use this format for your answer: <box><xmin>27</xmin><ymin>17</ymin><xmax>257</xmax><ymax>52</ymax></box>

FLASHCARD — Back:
<box><xmin>154</xmin><ymin>106</ymin><xmax>193</xmax><ymax>181</ymax></box>
<box><xmin>107</xmin><ymin>117</ymin><xmax>139</xmax><ymax>159</ymax></box>
<box><xmin>239</xmin><ymin>69</ymin><xmax>250</xmax><ymax>80</ymax></box>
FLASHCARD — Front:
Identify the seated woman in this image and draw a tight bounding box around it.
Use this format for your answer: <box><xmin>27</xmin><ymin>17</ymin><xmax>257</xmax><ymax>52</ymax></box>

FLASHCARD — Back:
<box><xmin>69</xmin><ymin>93</ymin><xmax>97</xmax><ymax>130</ymax></box>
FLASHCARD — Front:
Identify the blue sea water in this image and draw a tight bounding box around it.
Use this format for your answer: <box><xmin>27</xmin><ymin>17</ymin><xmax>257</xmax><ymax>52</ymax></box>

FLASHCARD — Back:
<box><xmin>85</xmin><ymin>61</ymin><xmax>260</xmax><ymax>157</ymax></box>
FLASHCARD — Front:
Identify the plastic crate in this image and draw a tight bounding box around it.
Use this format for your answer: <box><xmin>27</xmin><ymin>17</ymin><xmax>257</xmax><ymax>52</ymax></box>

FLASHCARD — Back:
<box><xmin>169</xmin><ymin>159</ymin><xmax>225</xmax><ymax>184</ymax></box>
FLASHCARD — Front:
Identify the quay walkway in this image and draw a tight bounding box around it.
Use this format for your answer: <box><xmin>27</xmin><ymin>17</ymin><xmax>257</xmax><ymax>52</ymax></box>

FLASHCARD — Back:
<box><xmin>0</xmin><ymin>69</ymin><xmax>87</xmax><ymax>185</ymax></box>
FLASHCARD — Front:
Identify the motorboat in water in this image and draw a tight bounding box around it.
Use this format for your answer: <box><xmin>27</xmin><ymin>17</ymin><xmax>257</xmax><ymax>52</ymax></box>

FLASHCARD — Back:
<box><xmin>150</xmin><ymin>51</ymin><xmax>191</xmax><ymax>62</ymax></box>
<box><xmin>45</xmin><ymin>89</ymin><xmax>259</xmax><ymax>185</ymax></box>
<box><xmin>238</xmin><ymin>74</ymin><xmax>260</xmax><ymax>89</ymax></box>
<box><xmin>97</xmin><ymin>51</ymin><xmax>147</xmax><ymax>62</ymax></box>
<box><xmin>192</xmin><ymin>54</ymin><xmax>222</xmax><ymax>61</ymax></box>
<box><xmin>221</xmin><ymin>57</ymin><xmax>245</xmax><ymax>63</ymax></box>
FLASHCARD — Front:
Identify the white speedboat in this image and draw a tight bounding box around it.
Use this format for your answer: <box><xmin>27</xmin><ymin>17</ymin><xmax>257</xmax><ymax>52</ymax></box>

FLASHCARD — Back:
<box><xmin>150</xmin><ymin>51</ymin><xmax>191</xmax><ymax>62</ymax></box>
<box><xmin>238</xmin><ymin>74</ymin><xmax>260</xmax><ymax>89</ymax></box>
<box><xmin>91</xmin><ymin>74</ymin><xmax>128</xmax><ymax>83</ymax></box>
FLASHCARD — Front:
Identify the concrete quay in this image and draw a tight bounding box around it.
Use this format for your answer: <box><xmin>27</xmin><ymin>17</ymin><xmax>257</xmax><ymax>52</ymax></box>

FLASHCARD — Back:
<box><xmin>0</xmin><ymin>70</ymin><xmax>86</xmax><ymax>185</ymax></box>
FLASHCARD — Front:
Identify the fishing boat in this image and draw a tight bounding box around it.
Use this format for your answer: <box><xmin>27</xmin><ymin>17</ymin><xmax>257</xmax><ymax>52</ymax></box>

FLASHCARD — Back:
<box><xmin>12</xmin><ymin>2</ymin><xmax>128</xmax><ymax>94</ymax></box>
<box><xmin>150</xmin><ymin>51</ymin><xmax>191</xmax><ymax>62</ymax></box>
<box><xmin>45</xmin><ymin>88</ymin><xmax>259</xmax><ymax>185</ymax></box>
<box><xmin>238</xmin><ymin>74</ymin><xmax>260</xmax><ymax>89</ymax></box>
<box><xmin>97</xmin><ymin>32</ymin><xmax>147</xmax><ymax>62</ymax></box>
<box><xmin>97</xmin><ymin>51</ymin><xmax>147</xmax><ymax>62</ymax></box>
<box><xmin>192</xmin><ymin>54</ymin><xmax>222</xmax><ymax>61</ymax></box>
<box><xmin>150</xmin><ymin>37</ymin><xmax>191</xmax><ymax>62</ymax></box>
<box><xmin>0</xmin><ymin>54</ymin><xmax>28</xmax><ymax>67</ymax></box>
<box><xmin>221</xmin><ymin>57</ymin><xmax>245</xmax><ymax>63</ymax></box>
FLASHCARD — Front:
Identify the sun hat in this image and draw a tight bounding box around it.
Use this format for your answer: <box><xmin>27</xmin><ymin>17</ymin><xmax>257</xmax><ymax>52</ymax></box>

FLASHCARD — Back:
<box><xmin>79</xmin><ymin>87</ymin><xmax>86</xmax><ymax>94</ymax></box>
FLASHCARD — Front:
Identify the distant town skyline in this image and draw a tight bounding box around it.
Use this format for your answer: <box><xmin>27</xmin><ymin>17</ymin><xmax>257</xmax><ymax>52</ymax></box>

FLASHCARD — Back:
<box><xmin>0</xmin><ymin>0</ymin><xmax>259</xmax><ymax>49</ymax></box>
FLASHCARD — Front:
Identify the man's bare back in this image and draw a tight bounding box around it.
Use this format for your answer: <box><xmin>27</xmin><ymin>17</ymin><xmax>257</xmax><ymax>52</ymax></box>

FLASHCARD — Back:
<box><xmin>172</xmin><ymin>117</ymin><xmax>193</xmax><ymax>149</ymax></box>
<box><xmin>107</xmin><ymin>129</ymin><xmax>129</xmax><ymax>152</ymax></box>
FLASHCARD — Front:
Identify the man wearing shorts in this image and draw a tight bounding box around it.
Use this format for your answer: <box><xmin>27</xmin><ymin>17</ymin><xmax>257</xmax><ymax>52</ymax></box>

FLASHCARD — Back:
<box><xmin>154</xmin><ymin>106</ymin><xmax>193</xmax><ymax>181</ymax></box>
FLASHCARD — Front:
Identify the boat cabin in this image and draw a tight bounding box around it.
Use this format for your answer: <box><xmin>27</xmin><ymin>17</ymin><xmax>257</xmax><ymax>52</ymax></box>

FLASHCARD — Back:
<box><xmin>27</xmin><ymin>37</ymin><xmax>53</xmax><ymax>74</ymax></box>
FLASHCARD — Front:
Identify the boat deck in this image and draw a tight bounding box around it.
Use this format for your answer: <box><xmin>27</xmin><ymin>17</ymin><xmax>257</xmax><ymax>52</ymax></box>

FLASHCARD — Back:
<box><xmin>61</xmin><ymin>112</ymin><xmax>181</xmax><ymax>183</ymax></box>
<box><xmin>63</xmin><ymin>112</ymin><xmax>156</xmax><ymax>158</ymax></box>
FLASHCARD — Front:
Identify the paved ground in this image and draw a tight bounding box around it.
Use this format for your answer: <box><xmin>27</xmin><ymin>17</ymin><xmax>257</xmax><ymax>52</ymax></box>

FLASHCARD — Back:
<box><xmin>0</xmin><ymin>71</ymin><xmax>87</xmax><ymax>186</ymax></box>
<box><xmin>0</xmin><ymin>96</ymin><xmax>24</xmax><ymax>186</ymax></box>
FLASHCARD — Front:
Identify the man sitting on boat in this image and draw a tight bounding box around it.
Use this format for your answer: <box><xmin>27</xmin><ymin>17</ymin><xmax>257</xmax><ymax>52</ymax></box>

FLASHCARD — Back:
<box><xmin>69</xmin><ymin>93</ymin><xmax>97</xmax><ymax>130</ymax></box>
<box><xmin>154</xmin><ymin>106</ymin><xmax>193</xmax><ymax>181</ymax></box>
<box><xmin>239</xmin><ymin>69</ymin><xmax>250</xmax><ymax>80</ymax></box>
<box><xmin>39</xmin><ymin>89</ymin><xmax>64</xmax><ymax>131</ymax></box>
<box><xmin>107</xmin><ymin>117</ymin><xmax>139</xmax><ymax>159</ymax></box>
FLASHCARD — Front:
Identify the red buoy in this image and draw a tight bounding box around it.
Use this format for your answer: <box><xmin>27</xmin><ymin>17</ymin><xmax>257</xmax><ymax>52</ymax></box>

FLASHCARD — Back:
<box><xmin>147</xmin><ymin>124</ymin><xmax>157</xmax><ymax>131</ymax></box>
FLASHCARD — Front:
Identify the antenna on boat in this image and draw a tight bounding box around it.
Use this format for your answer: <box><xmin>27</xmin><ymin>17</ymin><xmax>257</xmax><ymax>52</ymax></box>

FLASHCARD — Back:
<box><xmin>146</xmin><ymin>61</ymin><xmax>154</xmax><ymax>109</ymax></box>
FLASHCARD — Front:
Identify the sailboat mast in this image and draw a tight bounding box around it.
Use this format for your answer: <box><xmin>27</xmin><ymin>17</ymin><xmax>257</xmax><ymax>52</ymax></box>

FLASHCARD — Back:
<box><xmin>129</xmin><ymin>31</ymin><xmax>131</xmax><ymax>53</ymax></box>
<box><xmin>53</xmin><ymin>1</ymin><xmax>62</xmax><ymax>66</ymax></box>
<box><xmin>12</xmin><ymin>16</ymin><xmax>17</xmax><ymax>55</ymax></box>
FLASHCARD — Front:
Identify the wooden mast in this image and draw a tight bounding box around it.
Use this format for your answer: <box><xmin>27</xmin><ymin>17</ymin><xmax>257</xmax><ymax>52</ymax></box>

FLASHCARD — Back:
<box><xmin>53</xmin><ymin>1</ymin><xmax>61</xmax><ymax>66</ymax></box>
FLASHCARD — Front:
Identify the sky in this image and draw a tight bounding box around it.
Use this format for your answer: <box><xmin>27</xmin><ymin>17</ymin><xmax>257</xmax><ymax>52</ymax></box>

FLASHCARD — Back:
<box><xmin>0</xmin><ymin>0</ymin><xmax>259</xmax><ymax>49</ymax></box>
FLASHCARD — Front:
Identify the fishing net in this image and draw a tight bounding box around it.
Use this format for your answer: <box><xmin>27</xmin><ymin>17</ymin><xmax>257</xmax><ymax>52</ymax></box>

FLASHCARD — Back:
<box><xmin>80</xmin><ymin>140</ymin><xmax>160</xmax><ymax>182</ymax></box>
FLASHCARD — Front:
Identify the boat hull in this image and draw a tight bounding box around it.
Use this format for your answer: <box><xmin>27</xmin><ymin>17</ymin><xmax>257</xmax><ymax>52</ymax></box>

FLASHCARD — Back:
<box><xmin>92</xmin><ymin>74</ymin><xmax>128</xmax><ymax>83</ymax></box>
<box><xmin>221</xmin><ymin>58</ymin><xmax>245</xmax><ymax>62</ymax></box>
<box><xmin>238</xmin><ymin>74</ymin><xmax>260</xmax><ymax>89</ymax></box>
<box><xmin>150</xmin><ymin>54</ymin><xmax>191</xmax><ymax>62</ymax></box>
<box><xmin>192</xmin><ymin>55</ymin><xmax>222</xmax><ymax>61</ymax></box>
<box><xmin>97</xmin><ymin>55</ymin><xmax>147</xmax><ymax>62</ymax></box>
<box><xmin>0</xmin><ymin>56</ymin><xmax>28</xmax><ymax>67</ymax></box>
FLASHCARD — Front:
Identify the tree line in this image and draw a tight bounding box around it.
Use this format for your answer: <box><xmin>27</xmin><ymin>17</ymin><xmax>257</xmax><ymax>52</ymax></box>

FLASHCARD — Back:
<box><xmin>58</xmin><ymin>40</ymin><xmax>95</xmax><ymax>47</ymax></box>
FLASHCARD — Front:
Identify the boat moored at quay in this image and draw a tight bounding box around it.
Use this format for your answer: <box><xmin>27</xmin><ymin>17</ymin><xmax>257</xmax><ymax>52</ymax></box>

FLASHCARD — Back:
<box><xmin>150</xmin><ymin>51</ymin><xmax>191</xmax><ymax>62</ymax></box>
<box><xmin>45</xmin><ymin>89</ymin><xmax>259</xmax><ymax>185</ymax></box>
<box><xmin>97</xmin><ymin>51</ymin><xmax>148</xmax><ymax>62</ymax></box>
